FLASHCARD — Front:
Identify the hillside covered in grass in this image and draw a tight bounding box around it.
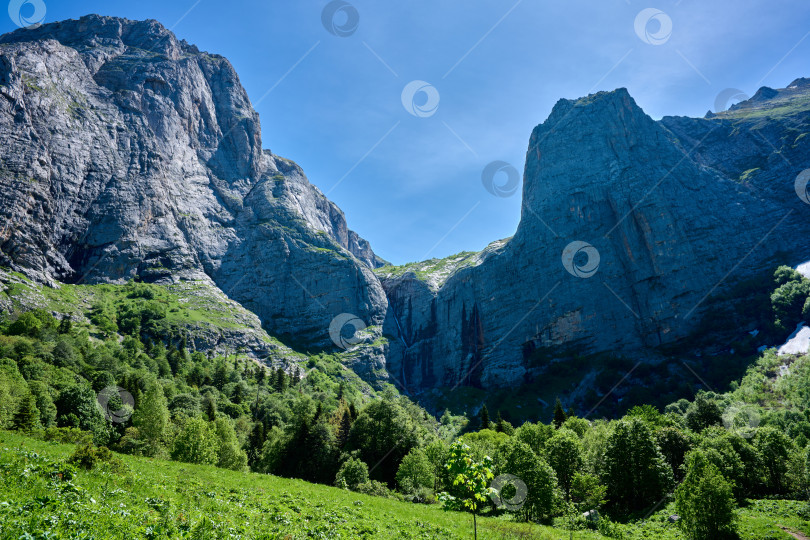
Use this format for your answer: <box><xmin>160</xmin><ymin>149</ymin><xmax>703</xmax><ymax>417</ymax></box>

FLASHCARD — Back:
<box><xmin>1</xmin><ymin>431</ymin><xmax>808</xmax><ymax>539</ymax></box>
<box><xmin>0</xmin><ymin>431</ymin><xmax>588</xmax><ymax>540</ymax></box>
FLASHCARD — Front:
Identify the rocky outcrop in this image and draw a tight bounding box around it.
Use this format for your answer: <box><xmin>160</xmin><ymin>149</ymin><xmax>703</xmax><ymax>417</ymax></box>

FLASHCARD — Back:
<box><xmin>0</xmin><ymin>16</ymin><xmax>387</xmax><ymax>351</ymax></box>
<box><xmin>381</xmin><ymin>85</ymin><xmax>810</xmax><ymax>391</ymax></box>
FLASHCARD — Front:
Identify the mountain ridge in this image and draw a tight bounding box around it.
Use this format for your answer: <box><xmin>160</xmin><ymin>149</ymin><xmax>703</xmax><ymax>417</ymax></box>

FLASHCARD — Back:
<box><xmin>2</xmin><ymin>15</ymin><xmax>810</xmax><ymax>404</ymax></box>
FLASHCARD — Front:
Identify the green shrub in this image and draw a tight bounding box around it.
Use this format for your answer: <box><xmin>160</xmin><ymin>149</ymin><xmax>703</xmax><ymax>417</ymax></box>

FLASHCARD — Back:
<box><xmin>597</xmin><ymin>516</ymin><xmax>625</xmax><ymax>538</ymax></box>
<box><xmin>126</xmin><ymin>283</ymin><xmax>156</xmax><ymax>299</ymax></box>
<box><xmin>7</xmin><ymin>310</ymin><xmax>56</xmax><ymax>338</ymax></box>
<box><xmin>44</xmin><ymin>426</ymin><xmax>93</xmax><ymax>445</ymax></box>
<box><xmin>571</xmin><ymin>472</ymin><xmax>607</xmax><ymax>511</ymax></box>
<box><xmin>68</xmin><ymin>443</ymin><xmax>128</xmax><ymax>473</ymax></box>
<box><xmin>354</xmin><ymin>480</ymin><xmax>394</xmax><ymax>498</ymax></box>
<box><xmin>335</xmin><ymin>456</ymin><xmax>369</xmax><ymax>490</ymax></box>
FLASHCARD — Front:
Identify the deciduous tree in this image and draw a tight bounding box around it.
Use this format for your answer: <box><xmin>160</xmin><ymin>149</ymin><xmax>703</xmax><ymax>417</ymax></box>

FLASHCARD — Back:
<box><xmin>675</xmin><ymin>450</ymin><xmax>737</xmax><ymax>540</ymax></box>
<box><xmin>546</xmin><ymin>428</ymin><xmax>583</xmax><ymax>500</ymax></box>
<box><xmin>132</xmin><ymin>382</ymin><xmax>170</xmax><ymax>456</ymax></box>
<box><xmin>438</xmin><ymin>441</ymin><xmax>495</xmax><ymax>540</ymax></box>
<box><xmin>601</xmin><ymin>418</ymin><xmax>673</xmax><ymax>514</ymax></box>
<box><xmin>171</xmin><ymin>416</ymin><xmax>218</xmax><ymax>465</ymax></box>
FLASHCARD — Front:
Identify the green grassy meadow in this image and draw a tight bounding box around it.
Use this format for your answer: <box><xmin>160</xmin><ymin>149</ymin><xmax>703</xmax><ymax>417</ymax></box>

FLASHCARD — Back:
<box><xmin>1</xmin><ymin>431</ymin><xmax>808</xmax><ymax>539</ymax></box>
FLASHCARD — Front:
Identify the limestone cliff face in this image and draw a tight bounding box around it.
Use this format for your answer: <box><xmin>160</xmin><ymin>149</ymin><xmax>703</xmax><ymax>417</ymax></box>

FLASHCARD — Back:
<box><xmin>2</xmin><ymin>15</ymin><xmax>810</xmax><ymax>394</ymax></box>
<box><xmin>0</xmin><ymin>16</ymin><xmax>387</xmax><ymax>348</ymax></box>
<box><xmin>380</xmin><ymin>86</ymin><xmax>810</xmax><ymax>390</ymax></box>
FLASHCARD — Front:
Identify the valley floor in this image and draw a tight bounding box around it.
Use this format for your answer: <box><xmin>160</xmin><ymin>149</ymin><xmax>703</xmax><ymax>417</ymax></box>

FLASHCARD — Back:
<box><xmin>0</xmin><ymin>431</ymin><xmax>807</xmax><ymax>539</ymax></box>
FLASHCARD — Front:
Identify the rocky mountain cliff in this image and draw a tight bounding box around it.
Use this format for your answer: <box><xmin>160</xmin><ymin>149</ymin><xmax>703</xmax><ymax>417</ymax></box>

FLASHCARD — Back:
<box><xmin>2</xmin><ymin>15</ymin><xmax>809</xmax><ymax>402</ymax></box>
<box><xmin>0</xmin><ymin>16</ymin><xmax>387</xmax><ymax>354</ymax></box>
<box><xmin>379</xmin><ymin>83</ymin><xmax>810</xmax><ymax>392</ymax></box>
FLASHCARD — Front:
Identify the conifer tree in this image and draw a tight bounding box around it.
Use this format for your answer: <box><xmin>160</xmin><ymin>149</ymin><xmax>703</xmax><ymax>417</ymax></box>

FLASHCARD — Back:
<box><xmin>553</xmin><ymin>398</ymin><xmax>567</xmax><ymax>429</ymax></box>
<box><xmin>232</xmin><ymin>384</ymin><xmax>244</xmax><ymax>404</ymax></box>
<box><xmin>256</xmin><ymin>366</ymin><xmax>266</xmax><ymax>386</ymax></box>
<box><xmin>283</xmin><ymin>417</ymin><xmax>311</xmax><ymax>478</ymax></box>
<box><xmin>336</xmin><ymin>406</ymin><xmax>352</xmax><ymax>448</ymax></box>
<box><xmin>479</xmin><ymin>404</ymin><xmax>490</xmax><ymax>430</ymax></box>
<box><xmin>275</xmin><ymin>367</ymin><xmax>287</xmax><ymax>393</ymax></box>
<box><xmin>57</xmin><ymin>318</ymin><xmax>72</xmax><ymax>335</ymax></box>
<box><xmin>313</xmin><ymin>402</ymin><xmax>323</xmax><ymax>422</ymax></box>
<box><xmin>204</xmin><ymin>398</ymin><xmax>217</xmax><ymax>421</ymax></box>
<box><xmin>13</xmin><ymin>393</ymin><xmax>40</xmax><ymax>432</ymax></box>
<box><xmin>246</xmin><ymin>422</ymin><xmax>266</xmax><ymax>470</ymax></box>
<box><xmin>213</xmin><ymin>363</ymin><xmax>228</xmax><ymax>390</ymax></box>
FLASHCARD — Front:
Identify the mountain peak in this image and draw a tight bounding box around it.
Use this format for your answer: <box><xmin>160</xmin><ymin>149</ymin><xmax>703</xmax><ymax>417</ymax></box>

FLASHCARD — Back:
<box><xmin>542</xmin><ymin>88</ymin><xmax>637</xmax><ymax>125</ymax></box>
<box><xmin>0</xmin><ymin>14</ymin><xmax>194</xmax><ymax>59</ymax></box>
<box><xmin>526</xmin><ymin>87</ymin><xmax>658</xmax><ymax>178</ymax></box>
<box><xmin>788</xmin><ymin>77</ymin><xmax>810</xmax><ymax>89</ymax></box>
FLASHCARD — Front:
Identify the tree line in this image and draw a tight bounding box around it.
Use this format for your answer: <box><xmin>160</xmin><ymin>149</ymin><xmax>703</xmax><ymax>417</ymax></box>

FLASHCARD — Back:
<box><xmin>1</xmin><ymin>277</ymin><xmax>809</xmax><ymax>539</ymax></box>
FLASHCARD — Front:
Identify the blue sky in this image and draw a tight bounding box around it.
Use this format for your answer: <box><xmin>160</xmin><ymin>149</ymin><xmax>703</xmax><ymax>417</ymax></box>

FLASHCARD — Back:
<box><xmin>3</xmin><ymin>1</ymin><xmax>810</xmax><ymax>265</ymax></box>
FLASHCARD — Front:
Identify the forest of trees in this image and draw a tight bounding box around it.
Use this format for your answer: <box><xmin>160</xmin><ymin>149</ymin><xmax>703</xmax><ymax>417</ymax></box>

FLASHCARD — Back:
<box><xmin>1</xmin><ymin>271</ymin><xmax>810</xmax><ymax>539</ymax></box>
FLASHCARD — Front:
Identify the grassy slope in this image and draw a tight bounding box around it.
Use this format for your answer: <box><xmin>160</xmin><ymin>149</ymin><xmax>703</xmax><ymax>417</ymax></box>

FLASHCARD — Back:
<box><xmin>0</xmin><ymin>269</ymin><xmax>323</xmax><ymax>373</ymax></box>
<box><xmin>607</xmin><ymin>498</ymin><xmax>810</xmax><ymax>540</ymax></box>
<box><xmin>2</xmin><ymin>431</ymin><xmax>807</xmax><ymax>539</ymax></box>
<box><xmin>374</xmin><ymin>239</ymin><xmax>509</xmax><ymax>291</ymax></box>
<box><xmin>0</xmin><ymin>431</ymin><xmax>597</xmax><ymax>540</ymax></box>
<box><xmin>0</xmin><ymin>269</ymin><xmax>277</xmax><ymax>337</ymax></box>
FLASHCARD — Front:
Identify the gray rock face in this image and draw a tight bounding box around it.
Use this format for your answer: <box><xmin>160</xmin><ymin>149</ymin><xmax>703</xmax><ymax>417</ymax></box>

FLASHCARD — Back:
<box><xmin>0</xmin><ymin>15</ymin><xmax>387</xmax><ymax>348</ymax></box>
<box><xmin>2</xmin><ymin>15</ymin><xmax>810</xmax><ymax>396</ymax></box>
<box><xmin>381</xmin><ymin>86</ymin><xmax>810</xmax><ymax>390</ymax></box>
